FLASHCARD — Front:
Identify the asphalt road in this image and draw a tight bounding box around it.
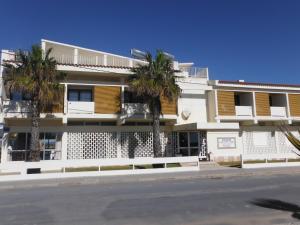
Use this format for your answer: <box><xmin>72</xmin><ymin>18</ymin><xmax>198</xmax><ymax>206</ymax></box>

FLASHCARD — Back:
<box><xmin>0</xmin><ymin>174</ymin><xmax>300</xmax><ymax>225</ymax></box>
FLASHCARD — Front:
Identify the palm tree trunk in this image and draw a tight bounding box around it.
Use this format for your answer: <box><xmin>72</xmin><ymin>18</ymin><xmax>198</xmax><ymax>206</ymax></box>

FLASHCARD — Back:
<box><xmin>29</xmin><ymin>101</ymin><xmax>40</xmax><ymax>161</ymax></box>
<box><xmin>152</xmin><ymin>97</ymin><xmax>161</xmax><ymax>157</ymax></box>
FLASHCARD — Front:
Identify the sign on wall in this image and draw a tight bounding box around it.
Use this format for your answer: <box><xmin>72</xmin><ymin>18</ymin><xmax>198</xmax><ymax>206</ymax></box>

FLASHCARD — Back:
<box><xmin>217</xmin><ymin>137</ymin><xmax>236</xmax><ymax>149</ymax></box>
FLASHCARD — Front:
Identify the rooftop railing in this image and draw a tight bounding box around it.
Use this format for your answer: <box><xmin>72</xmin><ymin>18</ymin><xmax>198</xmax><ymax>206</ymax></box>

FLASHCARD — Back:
<box><xmin>49</xmin><ymin>53</ymin><xmax>147</xmax><ymax>68</ymax></box>
<box><xmin>180</xmin><ymin>67</ymin><xmax>209</xmax><ymax>79</ymax></box>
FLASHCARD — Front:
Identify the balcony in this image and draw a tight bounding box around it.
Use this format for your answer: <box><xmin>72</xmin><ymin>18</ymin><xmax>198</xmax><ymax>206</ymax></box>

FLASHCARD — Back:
<box><xmin>235</xmin><ymin>106</ymin><xmax>253</xmax><ymax>116</ymax></box>
<box><xmin>3</xmin><ymin>100</ymin><xmax>31</xmax><ymax>114</ymax></box>
<box><xmin>123</xmin><ymin>103</ymin><xmax>149</xmax><ymax>117</ymax></box>
<box><xmin>180</xmin><ymin>67</ymin><xmax>209</xmax><ymax>79</ymax></box>
<box><xmin>67</xmin><ymin>101</ymin><xmax>94</xmax><ymax>114</ymax></box>
<box><xmin>270</xmin><ymin>106</ymin><xmax>286</xmax><ymax>117</ymax></box>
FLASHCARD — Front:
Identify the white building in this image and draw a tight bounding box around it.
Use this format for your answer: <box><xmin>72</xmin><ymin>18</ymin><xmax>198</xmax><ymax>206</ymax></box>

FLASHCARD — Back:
<box><xmin>0</xmin><ymin>39</ymin><xmax>299</xmax><ymax>167</ymax></box>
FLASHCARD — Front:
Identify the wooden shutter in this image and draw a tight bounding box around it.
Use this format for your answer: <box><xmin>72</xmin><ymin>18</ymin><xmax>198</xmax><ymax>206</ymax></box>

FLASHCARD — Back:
<box><xmin>94</xmin><ymin>86</ymin><xmax>121</xmax><ymax>114</ymax></box>
<box><xmin>217</xmin><ymin>91</ymin><xmax>235</xmax><ymax>116</ymax></box>
<box><xmin>289</xmin><ymin>94</ymin><xmax>300</xmax><ymax>117</ymax></box>
<box><xmin>255</xmin><ymin>92</ymin><xmax>270</xmax><ymax>116</ymax></box>
<box><xmin>161</xmin><ymin>95</ymin><xmax>177</xmax><ymax>115</ymax></box>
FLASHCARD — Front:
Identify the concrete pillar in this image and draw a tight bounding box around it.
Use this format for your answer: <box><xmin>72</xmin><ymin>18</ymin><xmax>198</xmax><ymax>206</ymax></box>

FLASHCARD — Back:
<box><xmin>64</xmin><ymin>84</ymin><xmax>68</xmax><ymax>114</ymax></box>
<box><xmin>1</xmin><ymin>132</ymin><xmax>9</xmax><ymax>163</ymax></box>
<box><xmin>61</xmin><ymin>129</ymin><xmax>68</xmax><ymax>160</ymax></box>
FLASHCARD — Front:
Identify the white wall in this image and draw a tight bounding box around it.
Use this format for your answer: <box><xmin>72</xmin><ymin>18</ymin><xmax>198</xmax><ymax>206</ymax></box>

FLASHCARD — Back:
<box><xmin>207</xmin><ymin>130</ymin><xmax>242</xmax><ymax>161</ymax></box>
<box><xmin>177</xmin><ymin>93</ymin><xmax>208</xmax><ymax>124</ymax></box>
<box><xmin>176</xmin><ymin>77</ymin><xmax>209</xmax><ymax>124</ymax></box>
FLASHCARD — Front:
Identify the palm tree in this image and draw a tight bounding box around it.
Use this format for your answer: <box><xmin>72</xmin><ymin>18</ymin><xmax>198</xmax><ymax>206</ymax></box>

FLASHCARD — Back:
<box><xmin>129</xmin><ymin>50</ymin><xmax>180</xmax><ymax>157</ymax></box>
<box><xmin>4</xmin><ymin>45</ymin><xmax>65</xmax><ymax>161</ymax></box>
<box><xmin>279</xmin><ymin>125</ymin><xmax>300</xmax><ymax>156</ymax></box>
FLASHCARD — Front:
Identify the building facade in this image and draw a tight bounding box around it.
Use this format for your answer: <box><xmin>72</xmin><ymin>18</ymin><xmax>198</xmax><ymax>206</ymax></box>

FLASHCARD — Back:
<box><xmin>0</xmin><ymin>39</ymin><xmax>299</xmax><ymax>164</ymax></box>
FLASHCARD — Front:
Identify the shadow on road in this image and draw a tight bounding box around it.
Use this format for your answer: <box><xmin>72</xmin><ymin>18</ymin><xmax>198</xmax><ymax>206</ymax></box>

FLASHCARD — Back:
<box><xmin>250</xmin><ymin>198</ymin><xmax>300</xmax><ymax>220</ymax></box>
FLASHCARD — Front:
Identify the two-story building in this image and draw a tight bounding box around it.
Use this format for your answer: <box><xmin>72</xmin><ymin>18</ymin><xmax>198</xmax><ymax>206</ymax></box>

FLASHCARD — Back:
<box><xmin>0</xmin><ymin>39</ymin><xmax>299</xmax><ymax>165</ymax></box>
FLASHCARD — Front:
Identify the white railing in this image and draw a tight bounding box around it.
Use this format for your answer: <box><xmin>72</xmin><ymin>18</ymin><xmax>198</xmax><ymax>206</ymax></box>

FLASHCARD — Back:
<box><xmin>67</xmin><ymin>101</ymin><xmax>94</xmax><ymax>114</ymax></box>
<box><xmin>50</xmin><ymin>53</ymin><xmax>145</xmax><ymax>68</ymax></box>
<box><xmin>50</xmin><ymin>54</ymin><xmax>74</xmax><ymax>64</ymax></box>
<box><xmin>0</xmin><ymin>157</ymin><xmax>200</xmax><ymax>180</ymax></box>
<box><xmin>180</xmin><ymin>67</ymin><xmax>209</xmax><ymax>78</ymax></box>
<box><xmin>241</xmin><ymin>153</ymin><xmax>300</xmax><ymax>168</ymax></box>
<box><xmin>3</xmin><ymin>100</ymin><xmax>31</xmax><ymax>113</ymax></box>
<box><xmin>235</xmin><ymin>106</ymin><xmax>253</xmax><ymax>116</ymax></box>
<box><xmin>270</xmin><ymin>106</ymin><xmax>286</xmax><ymax>117</ymax></box>
<box><xmin>123</xmin><ymin>103</ymin><xmax>149</xmax><ymax>116</ymax></box>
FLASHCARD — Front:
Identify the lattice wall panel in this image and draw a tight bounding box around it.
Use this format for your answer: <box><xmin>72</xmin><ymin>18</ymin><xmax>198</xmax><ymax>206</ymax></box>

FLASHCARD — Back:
<box><xmin>243</xmin><ymin>131</ymin><xmax>276</xmax><ymax>155</ymax></box>
<box><xmin>67</xmin><ymin>131</ymin><xmax>174</xmax><ymax>159</ymax></box>
<box><xmin>121</xmin><ymin>132</ymin><xmax>169</xmax><ymax>158</ymax></box>
<box><xmin>277</xmin><ymin>131</ymin><xmax>299</xmax><ymax>154</ymax></box>
<box><xmin>67</xmin><ymin>132</ymin><xmax>118</xmax><ymax>159</ymax></box>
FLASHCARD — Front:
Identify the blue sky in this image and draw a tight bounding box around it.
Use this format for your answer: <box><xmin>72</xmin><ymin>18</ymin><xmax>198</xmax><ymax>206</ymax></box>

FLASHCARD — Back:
<box><xmin>1</xmin><ymin>0</ymin><xmax>299</xmax><ymax>83</ymax></box>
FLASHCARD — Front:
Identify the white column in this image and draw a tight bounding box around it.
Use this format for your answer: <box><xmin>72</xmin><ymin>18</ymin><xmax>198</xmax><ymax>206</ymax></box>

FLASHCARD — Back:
<box><xmin>74</xmin><ymin>48</ymin><xmax>78</xmax><ymax>64</ymax></box>
<box><xmin>286</xmin><ymin>93</ymin><xmax>292</xmax><ymax>124</ymax></box>
<box><xmin>121</xmin><ymin>78</ymin><xmax>125</xmax><ymax>112</ymax></box>
<box><xmin>64</xmin><ymin>84</ymin><xmax>68</xmax><ymax>114</ymax></box>
<box><xmin>252</xmin><ymin>92</ymin><xmax>258</xmax><ymax>124</ymax></box>
<box><xmin>214</xmin><ymin>90</ymin><xmax>220</xmax><ymax>123</ymax></box>
<box><xmin>1</xmin><ymin>132</ymin><xmax>8</xmax><ymax>163</ymax></box>
<box><xmin>41</xmin><ymin>41</ymin><xmax>46</xmax><ymax>52</ymax></box>
<box><xmin>61</xmin><ymin>129</ymin><xmax>68</xmax><ymax>160</ymax></box>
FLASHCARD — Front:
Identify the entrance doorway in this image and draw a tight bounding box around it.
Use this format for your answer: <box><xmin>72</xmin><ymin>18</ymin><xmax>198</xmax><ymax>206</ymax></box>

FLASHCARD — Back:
<box><xmin>178</xmin><ymin>132</ymin><xmax>207</xmax><ymax>159</ymax></box>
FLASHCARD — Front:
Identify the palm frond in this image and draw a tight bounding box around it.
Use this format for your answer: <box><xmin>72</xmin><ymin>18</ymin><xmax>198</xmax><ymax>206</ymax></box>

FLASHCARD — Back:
<box><xmin>279</xmin><ymin>125</ymin><xmax>300</xmax><ymax>156</ymax></box>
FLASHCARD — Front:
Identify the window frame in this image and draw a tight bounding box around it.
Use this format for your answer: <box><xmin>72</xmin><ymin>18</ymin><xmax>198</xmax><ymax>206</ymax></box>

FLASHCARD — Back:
<box><xmin>68</xmin><ymin>89</ymin><xmax>93</xmax><ymax>102</ymax></box>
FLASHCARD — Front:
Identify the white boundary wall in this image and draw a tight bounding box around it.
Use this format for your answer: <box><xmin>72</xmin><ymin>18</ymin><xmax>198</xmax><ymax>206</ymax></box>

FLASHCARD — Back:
<box><xmin>0</xmin><ymin>156</ymin><xmax>200</xmax><ymax>182</ymax></box>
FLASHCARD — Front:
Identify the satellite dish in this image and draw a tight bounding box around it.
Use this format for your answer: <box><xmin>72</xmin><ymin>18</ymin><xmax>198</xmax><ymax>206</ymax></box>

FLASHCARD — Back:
<box><xmin>130</xmin><ymin>49</ymin><xmax>147</xmax><ymax>60</ymax></box>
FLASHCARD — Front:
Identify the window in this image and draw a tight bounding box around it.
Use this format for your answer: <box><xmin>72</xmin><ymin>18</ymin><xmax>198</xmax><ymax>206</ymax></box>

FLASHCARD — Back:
<box><xmin>68</xmin><ymin>89</ymin><xmax>92</xmax><ymax>102</ymax></box>
<box><xmin>8</xmin><ymin>132</ymin><xmax>62</xmax><ymax>161</ymax></box>
<box><xmin>124</xmin><ymin>89</ymin><xmax>145</xmax><ymax>103</ymax></box>
<box><xmin>10</xmin><ymin>92</ymin><xmax>31</xmax><ymax>101</ymax></box>
<box><xmin>234</xmin><ymin>94</ymin><xmax>240</xmax><ymax>106</ymax></box>
<box><xmin>269</xmin><ymin>95</ymin><xmax>273</xmax><ymax>106</ymax></box>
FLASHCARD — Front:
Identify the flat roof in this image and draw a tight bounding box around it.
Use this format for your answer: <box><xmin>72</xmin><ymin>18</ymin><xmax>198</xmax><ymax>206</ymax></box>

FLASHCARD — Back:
<box><xmin>218</xmin><ymin>80</ymin><xmax>300</xmax><ymax>88</ymax></box>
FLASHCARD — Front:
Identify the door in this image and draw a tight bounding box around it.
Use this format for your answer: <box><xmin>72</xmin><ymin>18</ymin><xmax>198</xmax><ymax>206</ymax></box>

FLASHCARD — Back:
<box><xmin>178</xmin><ymin>132</ymin><xmax>207</xmax><ymax>159</ymax></box>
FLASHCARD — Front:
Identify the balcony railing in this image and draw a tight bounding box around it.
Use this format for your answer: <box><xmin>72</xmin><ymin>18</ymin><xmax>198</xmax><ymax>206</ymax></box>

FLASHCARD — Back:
<box><xmin>3</xmin><ymin>100</ymin><xmax>31</xmax><ymax>113</ymax></box>
<box><xmin>49</xmin><ymin>53</ymin><xmax>147</xmax><ymax>68</ymax></box>
<box><xmin>180</xmin><ymin>67</ymin><xmax>209</xmax><ymax>78</ymax></box>
<box><xmin>270</xmin><ymin>106</ymin><xmax>286</xmax><ymax>117</ymax></box>
<box><xmin>123</xmin><ymin>103</ymin><xmax>149</xmax><ymax>116</ymax></box>
<box><xmin>67</xmin><ymin>101</ymin><xmax>94</xmax><ymax>114</ymax></box>
<box><xmin>235</xmin><ymin>106</ymin><xmax>253</xmax><ymax>116</ymax></box>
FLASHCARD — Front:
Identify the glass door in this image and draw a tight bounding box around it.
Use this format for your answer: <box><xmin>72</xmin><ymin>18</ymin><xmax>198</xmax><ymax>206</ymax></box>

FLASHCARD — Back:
<box><xmin>178</xmin><ymin>132</ymin><xmax>200</xmax><ymax>156</ymax></box>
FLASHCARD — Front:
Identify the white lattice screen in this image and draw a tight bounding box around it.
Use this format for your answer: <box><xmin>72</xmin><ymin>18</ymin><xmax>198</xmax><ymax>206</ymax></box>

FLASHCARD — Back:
<box><xmin>243</xmin><ymin>131</ymin><xmax>276</xmax><ymax>155</ymax></box>
<box><xmin>276</xmin><ymin>131</ymin><xmax>299</xmax><ymax>154</ymax></box>
<box><xmin>67</xmin><ymin>131</ymin><xmax>176</xmax><ymax>159</ymax></box>
<box><xmin>243</xmin><ymin>130</ymin><xmax>300</xmax><ymax>156</ymax></box>
<box><xmin>67</xmin><ymin>132</ymin><xmax>118</xmax><ymax>159</ymax></box>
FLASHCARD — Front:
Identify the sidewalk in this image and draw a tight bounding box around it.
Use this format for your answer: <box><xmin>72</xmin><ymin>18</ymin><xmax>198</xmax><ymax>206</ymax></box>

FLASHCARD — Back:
<box><xmin>1</xmin><ymin>166</ymin><xmax>300</xmax><ymax>190</ymax></box>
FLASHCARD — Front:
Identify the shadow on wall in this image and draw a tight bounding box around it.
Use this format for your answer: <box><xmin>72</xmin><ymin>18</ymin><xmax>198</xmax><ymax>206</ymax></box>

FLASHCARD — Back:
<box><xmin>250</xmin><ymin>198</ymin><xmax>300</xmax><ymax>220</ymax></box>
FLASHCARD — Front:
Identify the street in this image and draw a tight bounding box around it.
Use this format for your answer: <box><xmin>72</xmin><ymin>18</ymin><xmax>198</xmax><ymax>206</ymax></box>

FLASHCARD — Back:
<box><xmin>0</xmin><ymin>173</ymin><xmax>300</xmax><ymax>225</ymax></box>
